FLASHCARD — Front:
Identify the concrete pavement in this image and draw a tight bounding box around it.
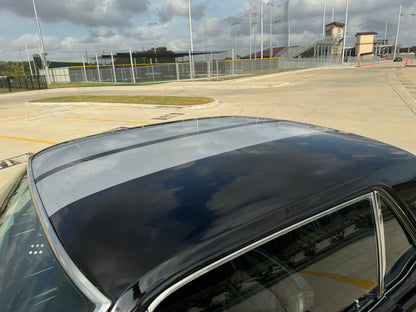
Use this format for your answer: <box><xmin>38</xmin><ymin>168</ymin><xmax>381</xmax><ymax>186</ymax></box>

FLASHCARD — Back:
<box><xmin>0</xmin><ymin>62</ymin><xmax>415</xmax><ymax>175</ymax></box>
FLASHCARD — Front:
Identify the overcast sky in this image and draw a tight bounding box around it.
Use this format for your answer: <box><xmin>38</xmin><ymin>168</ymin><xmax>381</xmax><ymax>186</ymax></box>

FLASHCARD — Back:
<box><xmin>0</xmin><ymin>0</ymin><xmax>415</xmax><ymax>61</ymax></box>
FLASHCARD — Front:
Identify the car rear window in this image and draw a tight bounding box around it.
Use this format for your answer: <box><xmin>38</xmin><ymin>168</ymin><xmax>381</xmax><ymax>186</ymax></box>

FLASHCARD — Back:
<box><xmin>0</xmin><ymin>175</ymin><xmax>94</xmax><ymax>312</ymax></box>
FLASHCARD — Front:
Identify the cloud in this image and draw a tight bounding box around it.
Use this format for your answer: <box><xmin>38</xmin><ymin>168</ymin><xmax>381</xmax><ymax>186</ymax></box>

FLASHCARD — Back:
<box><xmin>3</xmin><ymin>28</ymin><xmax>174</xmax><ymax>62</ymax></box>
<box><xmin>0</xmin><ymin>0</ymin><xmax>150</xmax><ymax>27</ymax></box>
<box><xmin>133</xmin><ymin>24</ymin><xmax>169</xmax><ymax>42</ymax></box>
<box><xmin>90</xmin><ymin>29</ymin><xmax>116</xmax><ymax>38</ymax></box>
<box><xmin>287</xmin><ymin>0</ymin><xmax>416</xmax><ymax>46</ymax></box>
<box><xmin>2</xmin><ymin>0</ymin><xmax>416</xmax><ymax>61</ymax></box>
<box><xmin>158</xmin><ymin>0</ymin><xmax>206</xmax><ymax>23</ymax></box>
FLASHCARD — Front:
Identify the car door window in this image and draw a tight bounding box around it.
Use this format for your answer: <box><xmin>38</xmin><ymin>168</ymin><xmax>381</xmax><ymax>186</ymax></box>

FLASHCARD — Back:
<box><xmin>380</xmin><ymin>197</ymin><xmax>416</xmax><ymax>288</ymax></box>
<box><xmin>153</xmin><ymin>197</ymin><xmax>379</xmax><ymax>312</ymax></box>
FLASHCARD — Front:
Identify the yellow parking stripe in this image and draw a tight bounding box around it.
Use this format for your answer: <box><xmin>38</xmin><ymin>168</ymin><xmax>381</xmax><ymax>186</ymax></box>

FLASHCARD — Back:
<box><xmin>0</xmin><ymin>114</ymin><xmax>32</xmax><ymax>117</ymax></box>
<box><xmin>0</xmin><ymin>135</ymin><xmax>57</xmax><ymax>145</ymax></box>
<box><xmin>300</xmin><ymin>270</ymin><xmax>376</xmax><ymax>290</ymax></box>
<box><xmin>52</xmin><ymin>116</ymin><xmax>152</xmax><ymax>124</ymax></box>
<box><xmin>0</xmin><ymin>117</ymin><xmax>28</xmax><ymax>124</ymax></box>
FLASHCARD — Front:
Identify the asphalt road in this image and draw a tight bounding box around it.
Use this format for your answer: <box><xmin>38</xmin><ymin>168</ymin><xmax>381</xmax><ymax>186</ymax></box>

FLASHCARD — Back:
<box><xmin>1</xmin><ymin>62</ymin><xmax>415</xmax><ymax>176</ymax></box>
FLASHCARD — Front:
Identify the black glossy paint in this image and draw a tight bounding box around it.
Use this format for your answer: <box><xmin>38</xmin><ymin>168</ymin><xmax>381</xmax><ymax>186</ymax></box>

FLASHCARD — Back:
<box><xmin>49</xmin><ymin>131</ymin><xmax>416</xmax><ymax>303</ymax></box>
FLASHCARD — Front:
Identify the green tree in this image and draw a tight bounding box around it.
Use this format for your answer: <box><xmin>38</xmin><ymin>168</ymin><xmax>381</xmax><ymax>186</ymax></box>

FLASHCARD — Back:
<box><xmin>12</xmin><ymin>64</ymin><xmax>26</xmax><ymax>80</ymax></box>
<box><xmin>146</xmin><ymin>47</ymin><xmax>171</xmax><ymax>54</ymax></box>
<box><xmin>0</xmin><ymin>61</ymin><xmax>13</xmax><ymax>76</ymax></box>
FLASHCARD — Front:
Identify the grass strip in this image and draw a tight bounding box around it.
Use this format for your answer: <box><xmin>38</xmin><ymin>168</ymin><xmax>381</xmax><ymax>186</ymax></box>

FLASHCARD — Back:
<box><xmin>31</xmin><ymin>95</ymin><xmax>215</xmax><ymax>106</ymax></box>
<box><xmin>0</xmin><ymin>88</ymin><xmax>30</xmax><ymax>94</ymax></box>
<box><xmin>47</xmin><ymin>82</ymin><xmax>166</xmax><ymax>89</ymax></box>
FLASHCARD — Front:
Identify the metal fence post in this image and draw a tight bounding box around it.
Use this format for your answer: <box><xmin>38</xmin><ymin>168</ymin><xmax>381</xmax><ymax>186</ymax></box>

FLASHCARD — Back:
<box><xmin>96</xmin><ymin>54</ymin><xmax>102</xmax><ymax>83</ymax></box>
<box><xmin>111</xmin><ymin>52</ymin><xmax>117</xmax><ymax>83</ymax></box>
<box><xmin>175</xmin><ymin>59</ymin><xmax>180</xmax><ymax>81</ymax></box>
<box><xmin>189</xmin><ymin>50</ymin><xmax>193</xmax><ymax>80</ymax></box>
<box><xmin>82</xmin><ymin>56</ymin><xmax>88</xmax><ymax>82</ymax></box>
<box><xmin>232</xmin><ymin>49</ymin><xmax>235</xmax><ymax>75</ymax></box>
<box><xmin>7</xmin><ymin>77</ymin><xmax>12</xmax><ymax>92</ymax></box>
<box><xmin>129</xmin><ymin>48</ymin><xmax>136</xmax><ymax>84</ymax></box>
<box><xmin>151</xmin><ymin>65</ymin><xmax>155</xmax><ymax>82</ymax></box>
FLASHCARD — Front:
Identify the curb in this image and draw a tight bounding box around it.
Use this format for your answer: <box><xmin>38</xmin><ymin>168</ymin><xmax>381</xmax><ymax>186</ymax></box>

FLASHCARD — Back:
<box><xmin>28</xmin><ymin>99</ymin><xmax>220</xmax><ymax>110</ymax></box>
<box><xmin>356</xmin><ymin>61</ymin><xmax>391</xmax><ymax>67</ymax></box>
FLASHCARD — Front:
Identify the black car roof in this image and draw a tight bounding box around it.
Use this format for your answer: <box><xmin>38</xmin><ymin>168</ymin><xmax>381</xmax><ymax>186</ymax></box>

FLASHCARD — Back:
<box><xmin>29</xmin><ymin>117</ymin><xmax>416</xmax><ymax>306</ymax></box>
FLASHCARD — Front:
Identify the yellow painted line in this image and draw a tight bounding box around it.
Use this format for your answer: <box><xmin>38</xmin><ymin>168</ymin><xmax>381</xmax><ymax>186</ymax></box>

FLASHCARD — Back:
<box><xmin>52</xmin><ymin>116</ymin><xmax>152</xmax><ymax>124</ymax></box>
<box><xmin>0</xmin><ymin>114</ymin><xmax>32</xmax><ymax>117</ymax></box>
<box><xmin>300</xmin><ymin>270</ymin><xmax>376</xmax><ymax>290</ymax></box>
<box><xmin>0</xmin><ymin>135</ymin><xmax>57</xmax><ymax>145</ymax></box>
<box><xmin>5</xmin><ymin>160</ymin><xmax>12</xmax><ymax>166</ymax></box>
<box><xmin>0</xmin><ymin>117</ymin><xmax>28</xmax><ymax>124</ymax></box>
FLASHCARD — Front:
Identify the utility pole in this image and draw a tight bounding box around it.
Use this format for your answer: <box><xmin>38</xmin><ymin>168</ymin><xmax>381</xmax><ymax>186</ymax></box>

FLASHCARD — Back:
<box><xmin>32</xmin><ymin>0</ymin><xmax>49</xmax><ymax>83</ymax></box>
<box><xmin>341</xmin><ymin>0</ymin><xmax>349</xmax><ymax>64</ymax></box>
<box><xmin>393</xmin><ymin>5</ymin><xmax>402</xmax><ymax>59</ymax></box>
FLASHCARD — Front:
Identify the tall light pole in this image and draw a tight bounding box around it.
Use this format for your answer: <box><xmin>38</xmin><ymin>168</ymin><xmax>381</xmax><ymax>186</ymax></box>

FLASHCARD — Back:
<box><xmin>32</xmin><ymin>0</ymin><xmax>49</xmax><ymax>82</ymax></box>
<box><xmin>232</xmin><ymin>22</ymin><xmax>239</xmax><ymax>58</ymax></box>
<box><xmin>260</xmin><ymin>0</ymin><xmax>264</xmax><ymax>59</ymax></box>
<box><xmin>252</xmin><ymin>13</ymin><xmax>258</xmax><ymax>59</ymax></box>
<box><xmin>393</xmin><ymin>5</ymin><xmax>402</xmax><ymax>59</ymax></box>
<box><xmin>24</xmin><ymin>41</ymin><xmax>34</xmax><ymax>76</ymax></box>
<box><xmin>249</xmin><ymin>14</ymin><xmax>252</xmax><ymax>59</ymax></box>
<box><xmin>268</xmin><ymin>1</ymin><xmax>274</xmax><ymax>58</ymax></box>
<box><xmin>341</xmin><ymin>0</ymin><xmax>349</xmax><ymax>64</ymax></box>
<box><xmin>323</xmin><ymin>0</ymin><xmax>327</xmax><ymax>39</ymax></box>
<box><xmin>148</xmin><ymin>23</ymin><xmax>157</xmax><ymax>54</ymax></box>
<box><xmin>409</xmin><ymin>14</ymin><xmax>415</xmax><ymax>54</ymax></box>
<box><xmin>188</xmin><ymin>0</ymin><xmax>194</xmax><ymax>79</ymax></box>
<box><xmin>202</xmin><ymin>21</ymin><xmax>206</xmax><ymax>61</ymax></box>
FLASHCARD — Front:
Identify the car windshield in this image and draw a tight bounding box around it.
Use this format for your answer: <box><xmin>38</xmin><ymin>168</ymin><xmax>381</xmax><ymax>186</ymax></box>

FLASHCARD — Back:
<box><xmin>0</xmin><ymin>173</ymin><xmax>93</xmax><ymax>312</ymax></box>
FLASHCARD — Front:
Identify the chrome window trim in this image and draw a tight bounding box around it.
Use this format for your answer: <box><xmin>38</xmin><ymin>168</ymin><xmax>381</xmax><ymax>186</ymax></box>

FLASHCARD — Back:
<box><xmin>371</xmin><ymin>192</ymin><xmax>386</xmax><ymax>299</ymax></box>
<box><xmin>27</xmin><ymin>163</ymin><xmax>112</xmax><ymax>312</ymax></box>
<box><xmin>146</xmin><ymin>193</ymin><xmax>373</xmax><ymax>312</ymax></box>
<box><xmin>376</xmin><ymin>190</ymin><xmax>416</xmax><ymax>244</ymax></box>
<box><xmin>375</xmin><ymin>191</ymin><xmax>416</xmax><ymax>289</ymax></box>
<box><xmin>368</xmin><ymin>191</ymin><xmax>416</xmax><ymax>311</ymax></box>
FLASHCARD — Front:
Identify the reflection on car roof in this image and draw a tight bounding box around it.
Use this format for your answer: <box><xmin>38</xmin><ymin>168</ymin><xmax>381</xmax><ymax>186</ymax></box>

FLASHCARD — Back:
<box><xmin>29</xmin><ymin>117</ymin><xmax>416</xmax><ymax>301</ymax></box>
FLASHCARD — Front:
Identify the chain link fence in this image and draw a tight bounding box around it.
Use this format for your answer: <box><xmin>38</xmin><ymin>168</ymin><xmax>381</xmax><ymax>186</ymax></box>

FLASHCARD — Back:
<box><xmin>0</xmin><ymin>76</ymin><xmax>48</xmax><ymax>92</ymax></box>
<box><xmin>40</xmin><ymin>53</ymin><xmax>401</xmax><ymax>85</ymax></box>
<box><xmin>42</xmin><ymin>58</ymin><xmax>305</xmax><ymax>84</ymax></box>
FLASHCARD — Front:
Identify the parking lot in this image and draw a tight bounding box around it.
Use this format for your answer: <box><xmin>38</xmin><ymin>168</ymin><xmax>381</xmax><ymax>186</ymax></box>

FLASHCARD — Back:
<box><xmin>1</xmin><ymin>62</ymin><xmax>416</xmax><ymax>172</ymax></box>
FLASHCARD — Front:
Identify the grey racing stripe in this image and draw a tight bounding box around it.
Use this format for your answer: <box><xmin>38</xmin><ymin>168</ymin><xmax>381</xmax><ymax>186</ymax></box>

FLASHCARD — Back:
<box><xmin>36</xmin><ymin>122</ymin><xmax>325</xmax><ymax>216</ymax></box>
<box><xmin>32</xmin><ymin>117</ymin><xmax>251</xmax><ymax>179</ymax></box>
<box><xmin>34</xmin><ymin>120</ymin><xmax>275</xmax><ymax>183</ymax></box>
